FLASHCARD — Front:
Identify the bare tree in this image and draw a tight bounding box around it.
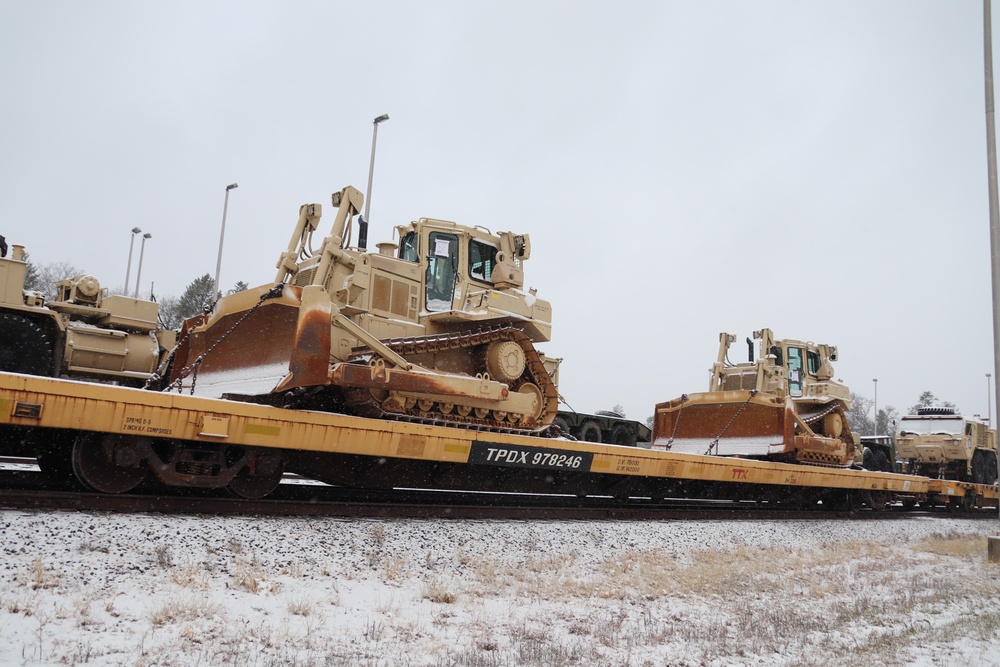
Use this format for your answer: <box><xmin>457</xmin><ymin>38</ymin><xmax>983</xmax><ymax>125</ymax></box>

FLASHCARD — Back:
<box><xmin>847</xmin><ymin>392</ymin><xmax>874</xmax><ymax>436</ymax></box>
<box><xmin>26</xmin><ymin>261</ymin><xmax>84</xmax><ymax>298</ymax></box>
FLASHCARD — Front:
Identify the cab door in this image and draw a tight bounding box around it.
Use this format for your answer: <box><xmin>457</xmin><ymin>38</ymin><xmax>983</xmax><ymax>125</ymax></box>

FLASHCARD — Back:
<box><xmin>425</xmin><ymin>231</ymin><xmax>458</xmax><ymax>312</ymax></box>
<box><xmin>786</xmin><ymin>346</ymin><xmax>804</xmax><ymax>397</ymax></box>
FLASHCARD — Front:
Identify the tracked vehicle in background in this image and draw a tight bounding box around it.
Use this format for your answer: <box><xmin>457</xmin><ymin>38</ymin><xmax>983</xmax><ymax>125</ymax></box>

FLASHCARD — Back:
<box><xmin>0</xmin><ymin>244</ymin><xmax>173</xmax><ymax>385</ymax></box>
<box><xmin>896</xmin><ymin>408</ymin><xmax>998</xmax><ymax>484</ymax></box>
<box><xmin>651</xmin><ymin>328</ymin><xmax>859</xmax><ymax>467</ymax></box>
<box><xmin>167</xmin><ymin>185</ymin><xmax>558</xmax><ymax>432</ymax></box>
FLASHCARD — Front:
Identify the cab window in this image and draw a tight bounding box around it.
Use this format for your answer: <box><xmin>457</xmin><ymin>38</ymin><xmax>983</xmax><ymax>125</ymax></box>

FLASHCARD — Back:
<box><xmin>399</xmin><ymin>231</ymin><xmax>419</xmax><ymax>262</ymax></box>
<box><xmin>806</xmin><ymin>350</ymin><xmax>821</xmax><ymax>376</ymax></box>
<box><xmin>469</xmin><ymin>239</ymin><xmax>498</xmax><ymax>284</ymax></box>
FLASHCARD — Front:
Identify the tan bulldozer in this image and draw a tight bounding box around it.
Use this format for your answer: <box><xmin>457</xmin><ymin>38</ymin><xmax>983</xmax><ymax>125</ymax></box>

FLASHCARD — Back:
<box><xmin>166</xmin><ymin>185</ymin><xmax>557</xmax><ymax>431</ymax></box>
<box><xmin>651</xmin><ymin>329</ymin><xmax>859</xmax><ymax>467</ymax></box>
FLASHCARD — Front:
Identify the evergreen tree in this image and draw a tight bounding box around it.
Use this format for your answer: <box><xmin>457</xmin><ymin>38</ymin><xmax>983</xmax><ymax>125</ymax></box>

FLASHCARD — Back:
<box><xmin>21</xmin><ymin>252</ymin><xmax>41</xmax><ymax>292</ymax></box>
<box><xmin>173</xmin><ymin>274</ymin><xmax>218</xmax><ymax>326</ymax></box>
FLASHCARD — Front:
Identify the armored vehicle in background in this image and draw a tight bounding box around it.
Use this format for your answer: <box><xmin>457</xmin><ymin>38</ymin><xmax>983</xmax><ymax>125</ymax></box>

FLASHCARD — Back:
<box><xmin>896</xmin><ymin>408</ymin><xmax>998</xmax><ymax>484</ymax></box>
<box><xmin>652</xmin><ymin>328</ymin><xmax>859</xmax><ymax>467</ymax></box>
<box><xmin>0</xmin><ymin>244</ymin><xmax>173</xmax><ymax>385</ymax></box>
<box><xmin>167</xmin><ymin>185</ymin><xmax>557</xmax><ymax>432</ymax></box>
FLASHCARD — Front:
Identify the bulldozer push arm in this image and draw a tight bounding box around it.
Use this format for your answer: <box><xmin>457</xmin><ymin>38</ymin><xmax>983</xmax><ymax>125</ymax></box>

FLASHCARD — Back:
<box><xmin>274</xmin><ymin>186</ymin><xmax>365</xmax><ymax>286</ymax></box>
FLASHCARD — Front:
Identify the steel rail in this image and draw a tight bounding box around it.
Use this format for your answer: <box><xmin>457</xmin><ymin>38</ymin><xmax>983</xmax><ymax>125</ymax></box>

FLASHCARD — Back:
<box><xmin>0</xmin><ymin>473</ymin><xmax>994</xmax><ymax>521</ymax></box>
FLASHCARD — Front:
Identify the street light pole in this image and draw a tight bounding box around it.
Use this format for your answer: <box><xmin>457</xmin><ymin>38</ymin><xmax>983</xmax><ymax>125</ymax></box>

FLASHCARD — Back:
<box><xmin>213</xmin><ymin>183</ymin><xmax>239</xmax><ymax>300</ymax></box>
<box><xmin>133</xmin><ymin>232</ymin><xmax>152</xmax><ymax>299</ymax></box>
<box><xmin>360</xmin><ymin>114</ymin><xmax>389</xmax><ymax>250</ymax></box>
<box><xmin>872</xmin><ymin>378</ymin><xmax>878</xmax><ymax>435</ymax></box>
<box><xmin>984</xmin><ymin>0</ymin><xmax>1000</xmax><ymax>440</ymax></box>
<box><xmin>125</xmin><ymin>227</ymin><xmax>142</xmax><ymax>292</ymax></box>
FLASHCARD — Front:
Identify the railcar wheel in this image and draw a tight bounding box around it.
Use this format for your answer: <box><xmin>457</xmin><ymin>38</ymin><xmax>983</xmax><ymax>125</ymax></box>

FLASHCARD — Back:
<box><xmin>579</xmin><ymin>420</ymin><xmax>602</xmax><ymax>443</ymax></box>
<box><xmin>71</xmin><ymin>434</ymin><xmax>147</xmax><ymax>494</ymax></box>
<box><xmin>0</xmin><ymin>313</ymin><xmax>54</xmax><ymax>376</ymax></box>
<box><xmin>228</xmin><ymin>450</ymin><xmax>284</xmax><ymax>499</ymax></box>
<box><xmin>867</xmin><ymin>490</ymin><xmax>889</xmax><ymax>511</ymax></box>
<box><xmin>961</xmin><ymin>493</ymin><xmax>977</xmax><ymax>512</ymax></box>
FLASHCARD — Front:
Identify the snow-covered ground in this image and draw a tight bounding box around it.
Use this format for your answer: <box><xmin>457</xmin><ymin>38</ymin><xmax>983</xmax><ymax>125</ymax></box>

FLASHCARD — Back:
<box><xmin>1</xmin><ymin>509</ymin><xmax>999</xmax><ymax>667</ymax></box>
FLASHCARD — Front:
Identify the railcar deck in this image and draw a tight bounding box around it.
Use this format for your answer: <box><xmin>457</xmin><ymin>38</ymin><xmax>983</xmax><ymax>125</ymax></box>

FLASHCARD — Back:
<box><xmin>0</xmin><ymin>372</ymin><xmax>996</xmax><ymax>507</ymax></box>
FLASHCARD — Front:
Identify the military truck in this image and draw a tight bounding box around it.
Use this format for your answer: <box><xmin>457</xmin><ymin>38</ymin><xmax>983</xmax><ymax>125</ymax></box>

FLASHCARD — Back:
<box><xmin>652</xmin><ymin>329</ymin><xmax>860</xmax><ymax>467</ymax></box>
<box><xmin>0</xmin><ymin>244</ymin><xmax>174</xmax><ymax>385</ymax></box>
<box><xmin>896</xmin><ymin>408</ymin><xmax>998</xmax><ymax>484</ymax></box>
<box><xmin>859</xmin><ymin>435</ymin><xmax>898</xmax><ymax>473</ymax></box>
<box><xmin>167</xmin><ymin>185</ymin><xmax>558</xmax><ymax>432</ymax></box>
<box><xmin>552</xmin><ymin>410</ymin><xmax>651</xmax><ymax>447</ymax></box>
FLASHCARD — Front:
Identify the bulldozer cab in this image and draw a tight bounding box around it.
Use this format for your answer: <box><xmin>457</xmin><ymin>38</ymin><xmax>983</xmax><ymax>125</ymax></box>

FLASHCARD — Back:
<box><xmin>392</xmin><ymin>218</ymin><xmax>547</xmax><ymax>339</ymax></box>
<box><xmin>711</xmin><ymin>329</ymin><xmax>846</xmax><ymax>407</ymax></box>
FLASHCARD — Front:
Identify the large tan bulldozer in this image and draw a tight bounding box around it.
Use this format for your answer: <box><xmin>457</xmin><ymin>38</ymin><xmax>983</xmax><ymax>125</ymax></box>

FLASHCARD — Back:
<box><xmin>166</xmin><ymin>185</ymin><xmax>557</xmax><ymax>432</ymax></box>
<box><xmin>651</xmin><ymin>329</ymin><xmax>859</xmax><ymax>467</ymax></box>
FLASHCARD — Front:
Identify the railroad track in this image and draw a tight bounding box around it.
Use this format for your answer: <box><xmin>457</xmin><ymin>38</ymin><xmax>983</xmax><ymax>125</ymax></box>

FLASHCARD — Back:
<box><xmin>1</xmin><ymin>462</ymin><xmax>995</xmax><ymax>520</ymax></box>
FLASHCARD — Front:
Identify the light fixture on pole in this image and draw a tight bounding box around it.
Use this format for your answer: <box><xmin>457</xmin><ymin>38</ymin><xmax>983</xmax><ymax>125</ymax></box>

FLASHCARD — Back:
<box><xmin>133</xmin><ymin>232</ymin><xmax>152</xmax><ymax>298</ymax></box>
<box><xmin>988</xmin><ymin>373</ymin><xmax>993</xmax><ymax>426</ymax></box>
<box><xmin>125</xmin><ymin>227</ymin><xmax>142</xmax><ymax>292</ymax></box>
<box><xmin>359</xmin><ymin>114</ymin><xmax>389</xmax><ymax>250</ymax></box>
<box><xmin>872</xmin><ymin>378</ymin><xmax>878</xmax><ymax>435</ymax></box>
<box><xmin>213</xmin><ymin>183</ymin><xmax>239</xmax><ymax>299</ymax></box>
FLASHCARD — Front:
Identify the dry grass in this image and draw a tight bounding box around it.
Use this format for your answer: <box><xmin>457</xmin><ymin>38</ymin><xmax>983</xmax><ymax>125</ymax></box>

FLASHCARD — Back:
<box><xmin>917</xmin><ymin>531</ymin><xmax>988</xmax><ymax>558</ymax></box>
<box><xmin>171</xmin><ymin>559</ymin><xmax>210</xmax><ymax>589</ymax></box>
<box><xmin>28</xmin><ymin>558</ymin><xmax>59</xmax><ymax>591</ymax></box>
<box><xmin>434</xmin><ymin>531</ymin><xmax>1000</xmax><ymax>666</ymax></box>
<box><xmin>421</xmin><ymin>578</ymin><xmax>458</xmax><ymax>604</ymax></box>
<box><xmin>231</xmin><ymin>555</ymin><xmax>266</xmax><ymax>594</ymax></box>
<box><xmin>149</xmin><ymin>595</ymin><xmax>224</xmax><ymax>626</ymax></box>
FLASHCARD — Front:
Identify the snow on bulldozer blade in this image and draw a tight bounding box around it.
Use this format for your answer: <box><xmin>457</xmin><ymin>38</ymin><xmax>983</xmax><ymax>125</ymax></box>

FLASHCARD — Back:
<box><xmin>653</xmin><ymin>435</ymin><xmax>786</xmax><ymax>457</ymax></box>
<box><xmin>651</xmin><ymin>390</ymin><xmax>792</xmax><ymax>457</ymax></box>
<box><xmin>186</xmin><ymin>361</ymin><xmax>293</xmax><ymax>399</ymax></box>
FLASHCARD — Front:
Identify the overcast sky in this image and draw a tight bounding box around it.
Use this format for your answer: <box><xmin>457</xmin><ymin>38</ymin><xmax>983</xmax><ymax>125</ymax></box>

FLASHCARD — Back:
<box><xmin>1</xmin><ymin>1</ymin><xmax>997</xmax><ymax>425</ymax></box>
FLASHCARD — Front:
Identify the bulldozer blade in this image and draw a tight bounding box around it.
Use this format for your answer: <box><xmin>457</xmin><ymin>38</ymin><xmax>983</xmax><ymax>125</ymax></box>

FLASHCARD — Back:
<box><xmin>652</xmin><ymin>391</ymin><xmax>796</xmax><ymax>457</ymax></box>
<box><xmin>172</xmin><ymin>285</ymin><xmax>307</xmax><ymax>398</ymax></box>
